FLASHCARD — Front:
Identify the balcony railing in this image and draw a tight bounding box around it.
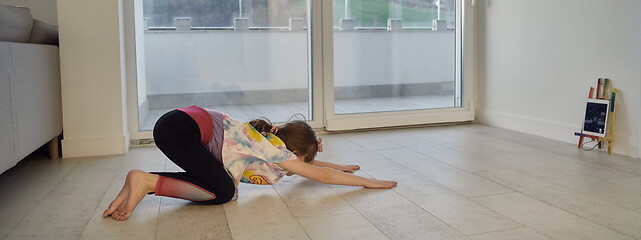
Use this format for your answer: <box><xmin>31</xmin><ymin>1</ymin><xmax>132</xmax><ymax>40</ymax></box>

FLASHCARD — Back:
<box><xmin>144</xmin><ymin>18</ymin><xmax>454</xmax><ymax>32</ymax></box>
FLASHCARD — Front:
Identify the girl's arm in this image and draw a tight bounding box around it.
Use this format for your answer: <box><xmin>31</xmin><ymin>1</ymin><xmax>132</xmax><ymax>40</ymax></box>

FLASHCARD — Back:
<box><xmin>277</xmin><ymin>159</ymin><xmax>397</xmax><ymax>189</ymax></box>
<box><xmin>310</xmin><ymin>138</ymin><xmax>362</xmax><ymax>172</ymax></box>
<box><xmin>312</xmin><ymin>160</ymin><xmax>360</xmax><ymax>173</ymax></box>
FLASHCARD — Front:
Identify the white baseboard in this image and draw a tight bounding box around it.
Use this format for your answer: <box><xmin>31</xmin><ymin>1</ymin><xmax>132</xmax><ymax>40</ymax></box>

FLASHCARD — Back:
<box><xmin>62</xmin><ymin>135</ymin><xmax>128</xmax><ymax>158</ymax></box>
<box><xmin>477</xmin><ymin>109</ymin><xmax>638</xmax><ymax>158</ymax></box>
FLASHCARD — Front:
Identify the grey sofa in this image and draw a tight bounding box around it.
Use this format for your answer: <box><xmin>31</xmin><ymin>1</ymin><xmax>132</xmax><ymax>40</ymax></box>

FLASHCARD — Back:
<box><xmin>1</xmin><ymin>5</ymin><xmax>62</xmax><ymax>174</ymax></box>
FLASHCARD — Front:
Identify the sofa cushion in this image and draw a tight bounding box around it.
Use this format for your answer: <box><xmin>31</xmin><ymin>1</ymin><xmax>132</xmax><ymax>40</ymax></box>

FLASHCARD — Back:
<box><xmin>0</xmin><ymin>5</ymin><xmax>34</xmax><ymax>43</ymax></box>
<box><xmin>28</xmin><ymin>20</ymin><xmax>58</xmax><ymax>45</ymax></box>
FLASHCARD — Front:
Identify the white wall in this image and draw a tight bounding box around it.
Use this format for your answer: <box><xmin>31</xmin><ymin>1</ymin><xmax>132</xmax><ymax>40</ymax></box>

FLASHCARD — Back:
<box><xmin>0</xmin><ymin>0</ymin><xmax>58</xmax><ymax>24</ymax></box>
<box><xmin>476</xmin><ymin>0</ymin><xmax>641</xmax><ymax>157</ymax></box>
<box><xmin>58</xmin><ymin>0</ymin><xmax>129</xmax><ymax>157</ymax></box>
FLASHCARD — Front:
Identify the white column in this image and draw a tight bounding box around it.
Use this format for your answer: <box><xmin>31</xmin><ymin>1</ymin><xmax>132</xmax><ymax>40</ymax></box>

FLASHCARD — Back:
<box><xmin>58</xmin><ymin>0</ymin><xmax>129</xmax><ymax>157</ymax></box>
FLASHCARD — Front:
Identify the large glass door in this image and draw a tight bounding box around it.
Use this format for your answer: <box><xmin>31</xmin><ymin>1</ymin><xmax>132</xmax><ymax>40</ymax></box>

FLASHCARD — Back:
<box><xmin>128</xmin><ymin>0</ymin><xmax>317</xmax><ymax>140</ymax></box>
<box><xmin>127</xmin><ymin>0</ymin><xmax>473</xmax><ymax>139</ymax></box>
<box><xmin>323</xmin><ymin>0</ymin><xmax>473</xmax><ymax>130</ymax></box>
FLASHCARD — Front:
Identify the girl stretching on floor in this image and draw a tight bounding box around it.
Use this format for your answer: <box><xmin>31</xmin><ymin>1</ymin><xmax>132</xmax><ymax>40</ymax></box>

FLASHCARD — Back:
<box><xmin>103</xmin><ymin>105</ymin><xmax>397</xmax><ymax>221</ymax></box>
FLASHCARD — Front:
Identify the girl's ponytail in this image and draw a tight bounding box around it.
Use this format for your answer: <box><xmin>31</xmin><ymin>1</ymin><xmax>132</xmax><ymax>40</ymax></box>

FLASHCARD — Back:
<box><xmin>248</xmin><ymin>117</ymin><xmax>318</xmax><ymax>163</ymax></box>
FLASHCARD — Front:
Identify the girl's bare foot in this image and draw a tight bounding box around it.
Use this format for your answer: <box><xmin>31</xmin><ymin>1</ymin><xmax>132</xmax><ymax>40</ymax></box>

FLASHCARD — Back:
<box><xmin>103</xmin><ymin>169</ymin><xmax>158</xmax><ymax>221</ymax></box>
<box><xmin>103</xmin><ymin>176</ymin><xmax>131</xmax><ymax>218</ymax></box>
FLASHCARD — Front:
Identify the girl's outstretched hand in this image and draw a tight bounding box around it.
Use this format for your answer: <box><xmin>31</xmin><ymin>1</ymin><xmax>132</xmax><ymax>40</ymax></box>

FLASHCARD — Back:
<box><xmin>364</xmin><ymin>179</ymin><xmax>398</xmax><ymax>189</ymax></box>
<box><xmin>340</xmin><ymin>164</ymin><xmax>360</xmax><ymax>173</ymax></box>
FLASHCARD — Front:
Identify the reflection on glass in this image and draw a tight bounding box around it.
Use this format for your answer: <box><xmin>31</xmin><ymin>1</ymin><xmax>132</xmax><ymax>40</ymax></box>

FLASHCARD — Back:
<box><xmin>137</xmin><ymin>0</ymin><xmax>310</xmax><ymax>130</ymax></box>
<box><xmin>333</xmin><ymin>0</ymin><xmax>459</xmax><ymax>115</ymax></box>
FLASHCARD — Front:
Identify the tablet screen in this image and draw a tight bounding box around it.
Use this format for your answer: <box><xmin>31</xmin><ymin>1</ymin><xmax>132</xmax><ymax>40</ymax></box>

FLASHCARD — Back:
<box><xmin>583</xmin><ymin>100</ymin><xmax>609</xmax><ymax>137</ymax></box>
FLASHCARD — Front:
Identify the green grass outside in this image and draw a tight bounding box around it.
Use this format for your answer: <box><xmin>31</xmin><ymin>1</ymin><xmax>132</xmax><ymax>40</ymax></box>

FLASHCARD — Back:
<box><xmin>333</xmin><ymin>0</ymin><xmax>454</xmax><ymax>28</ymax></box>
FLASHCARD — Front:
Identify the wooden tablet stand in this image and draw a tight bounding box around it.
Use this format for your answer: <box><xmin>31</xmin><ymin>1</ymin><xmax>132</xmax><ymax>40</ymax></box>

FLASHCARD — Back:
<box><xmin>575</xmin><ymin>78</ymin><xmax>617</xmax><ymax>154</ymax></box>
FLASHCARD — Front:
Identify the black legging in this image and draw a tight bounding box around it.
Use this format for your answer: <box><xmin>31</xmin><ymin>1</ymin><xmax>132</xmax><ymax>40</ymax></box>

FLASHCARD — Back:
<box><xmin>151</xmin><ymin>110</ymin><xmax>235</xmax><ymax>204</ymax></box>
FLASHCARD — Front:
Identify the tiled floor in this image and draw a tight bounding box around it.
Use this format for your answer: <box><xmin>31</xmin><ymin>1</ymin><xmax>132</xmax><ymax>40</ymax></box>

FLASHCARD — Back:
<box><xmin>1</xmin><ymin>124</ymin><xmax>641</xmax><ymax>240</ymax></box>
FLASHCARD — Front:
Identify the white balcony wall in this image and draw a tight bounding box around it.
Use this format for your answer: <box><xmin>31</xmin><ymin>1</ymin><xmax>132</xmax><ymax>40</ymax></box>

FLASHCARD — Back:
<box><xmin>143</xmin><ymin>30</ymin><xmax>454</xmax><ymax>95</ymax></box>
<box><xmin>334</xmin><ymin>31</ymin><xmax>454</xmax><ymax>88</ymax></box>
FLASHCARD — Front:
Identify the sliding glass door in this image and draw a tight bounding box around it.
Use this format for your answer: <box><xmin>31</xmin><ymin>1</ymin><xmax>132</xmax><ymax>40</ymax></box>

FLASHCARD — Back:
<box><xmin>128</xmin><ymin>0</ymin><xmax>315</xmax><ymax>140</ymax></box>
<box><xmin>324</xmin><ymin>0</ymin><xmax>472</xmax><ymax>130</ymax></box>
<box><xmin>127</xmin><ymin>0</ymin><xmax>473</xmax><ymax>139</ymax></box>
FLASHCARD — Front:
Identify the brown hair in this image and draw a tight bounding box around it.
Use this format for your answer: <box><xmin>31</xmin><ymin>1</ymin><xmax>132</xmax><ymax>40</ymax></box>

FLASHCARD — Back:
<box><xmin>249</xmin><ymin>117</ymin><xmax>318</xmax><ymax>163</ymax></box>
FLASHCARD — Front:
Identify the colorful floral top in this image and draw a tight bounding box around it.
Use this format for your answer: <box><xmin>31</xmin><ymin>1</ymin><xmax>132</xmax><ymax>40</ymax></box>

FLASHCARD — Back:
<box><xmin>220</xmin><ymin>113</ymin><xmax>298</xmax><ymax>188</ymax></box>
<box><xmin>178</xmin><ymin>106</ymin><xmax>298</xmax><ymax>200</ymax></box>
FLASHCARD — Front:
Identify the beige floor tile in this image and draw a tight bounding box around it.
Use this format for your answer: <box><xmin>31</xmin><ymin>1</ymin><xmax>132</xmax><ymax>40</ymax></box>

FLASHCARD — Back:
<box><xmin>117</xmin><ymin>148</ymin><xmax>167</xmax><ymax>175</ymax></box>
<box><xmin>274</xmin><ymin>176</ymin><xmax>359</xmax><ymax>218</ymax></box>
<box><xmin>281</xmin><ymin>194</ymin><xmax>359</xmax><ymax>218</ymax></box>
<box><xmin>473</xmin><ymin>192</ymin><xmax>632</xmax><ymax>240</ymax></box>
<box><xmin>576</xmin><ymin>153</ymin><xmax>641</xmax><ymax>176</ymax></box>
<box><xmin>391</xmin><ymin>134</ymin><xmax>515</xmax><ymax>173</ymax></box>
<box><xmin>47</xmin><ymin>170</ymin><xmax>119</xmax><ymax>196</ymax></box>
<box><xmin>432</xmin><ymin>135</ymin><xmax>507</xmax><ymax>155</ymax></box>
<box><xmin>611</xmin><ymin>176</ymin><xmax>641</xmax><ymax>192</ymax></box>
<box><xmin>422</xmin><ymin>130</ymin><xmax>540</xmax><ymax>159</ymax></box>
<box><xmin>355</xmin><ymin>160</ymin><xmax>520</xmax><ymax>236</ymax></box>
<box><xmin>468</xmin><ymin>227</ymin><xmax>551</xmax><ymax>240</ymax></box>
<box><xmin>0</xmin><ymin>151</ymin><xmax>38</xmax><ymax>184</ymax></box>
<box><xmin>472</xmin><ymin>127</ymin><xmax>567</xmax><ymax>152</ymax></box>
<box><xmin>79</xmin><ymin>171</ymin><xmax>161</xmax><ymax>240</ymax></box>
<box><xmin>126</xmin><ymin>145</ymin><xmax>170</xmax><ymax>160</ymax></box>
<box><xmin>377</xmin><ymin>148</ymin><xmax>507</xmax><ymax>173</ymax></box>
<box><xmin>334</xmin><ymin>150</ymin><xmax>397</xmax><ymax>167</ymax></box>
<box><xmin>273</xmin><ymin>175</ymin><xmax>338</xmax><ymax>199</ymax></box>
<box><xmin>157</xmin><ymin>198</ymin><xmax>232</xmax><ymax>240</ymax></box>
<box><xmin>0</xmin><ymin>157</ymin><xmax>78</xmax><ymax>199</ymax></box>
<box><xmin>470</xmin><ymin>137</ymin><xmax>542</xmax><ymax>155</ymax></box>
<box><xmin>526</xmin><ymin>168</ymin><xmax>641</xmax><ymax>209</ymax></box>
<box><xmin>342</xmin><ymin>131</ymin><xmax>404</xmax><ymax>151</ymax></box>
<box><xmin>488</xmin><ymin>151</ymin><xmax>636</xmax><ymax>183</ymax></box>
<box><xmin>481</xmin><ymin>153</ymin><xmax>641</xmax><ymax>209</ymax></box>
<box><xmin>318</xmin><ymin>134</ymin><xmax>369</xmax><ymax>154</ymax></box>
<box><xmin>0</xmin><ymin>159</ymin><xmax>77</xmax><ymax>239</ymax></box>
<box><xmin>479</xmin><ymin>127</ymin><xmax>641</xmax><ymax>175</ymax></box>
<box><xmin>48</xmin><ymin>155</ymin><xmax>125</xmax><ymax>196</ymax></box>
<box><xmin>374</xmin><ymin>148</ymin><xmax>428</xmax><ymax>160</ymax></box>
<box><xmin>383</xmin><ymin>129</ymin><xmax>441</xmax><ymax>149</ymax></box>
<box><xmin>477</xmin><ymin>169</ymin><xmax>641</xmax><ymax>239</ymax></box>
<box><xmin>385</xmin><ymin>155</ymin><xmax>511</xmax><ymax>197</ymax></box>
<box><xmin>297</xmin><ymin>213</ymin><xmax>389</xmax><ymax>240</ymax></box>
<box><xmin>224</xmin><ymin>184</ymin><xmax>309</xmax><ymax>240</ymax></box>
<box><xmin>394</xmin><ymin>176</ymin><xmax>521</xmax><ymax>235</ymax></box>
<box><xmin>80</xmin><ymin>197</ymin><xmax>161</xmax><ymax>240</ymax></box>
<box><xmin>538</xmin><ymin>152</ymin><xmax>637</xmax><ymax>180</ymax></box>
<box><xmin>396</xmin><ymin>133</ymin><xmax>454</xmax><ymax>156</ymax></box>
<box><xmin>5</xmin><ymin>192</ymin><xmax>103</xmax><ymax>240</ymax></box>
<box><xmin>331</xmin><ymin>185</ymin><xmax>468</xmax><ymax>240</ymax></box>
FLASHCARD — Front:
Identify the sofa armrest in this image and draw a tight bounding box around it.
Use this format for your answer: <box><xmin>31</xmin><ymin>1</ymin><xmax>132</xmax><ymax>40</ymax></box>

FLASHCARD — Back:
<box><xmin>4</xmin><ymin>41</ymin><xmax>62</xmax><ymax>160</ymax></box>
<box><xmin>0</xmin><ymin>42</ymin><xmax>18</xmax><ymax>172</ymax></box>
